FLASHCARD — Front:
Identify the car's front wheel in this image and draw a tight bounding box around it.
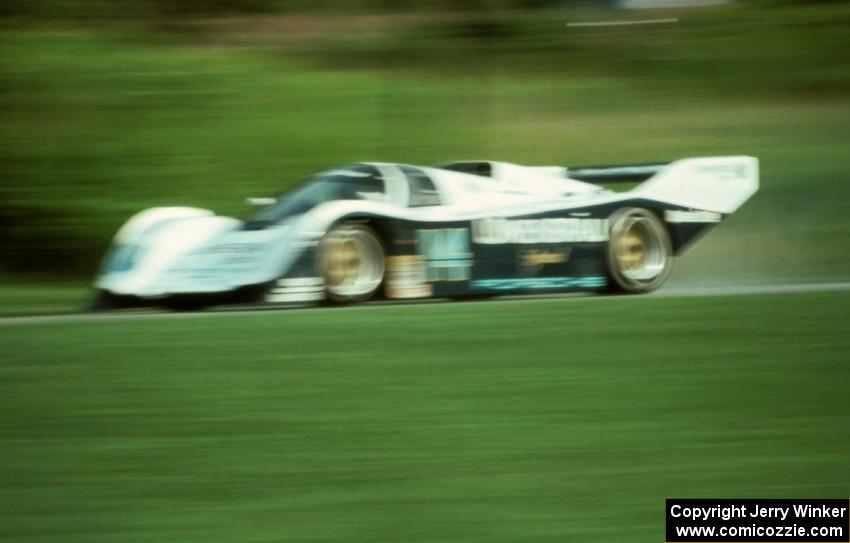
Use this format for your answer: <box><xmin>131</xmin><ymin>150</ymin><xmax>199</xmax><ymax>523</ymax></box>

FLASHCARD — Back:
<box><xmin>606</xmin><ymin>207</ymin><xmax>672</xmax><ymax>293</ymax></box>
<box><xmin>318</xmin><ymin>223</ymin><xmax>385</xmax><ymax>303</ymax></box>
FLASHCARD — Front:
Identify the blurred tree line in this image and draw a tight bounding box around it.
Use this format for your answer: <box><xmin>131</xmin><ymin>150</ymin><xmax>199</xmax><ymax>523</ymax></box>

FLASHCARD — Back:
<box><xmin>0</xmin><ymin>0</ymin><xmax>836</xmax><ymax>19</ymax></box>
<box><xmin>0</xmin><ymin>0</ymin><xmax>836</xmax><ymax>20</ymax></box>
<box><xmin>0</xmin><ymin>0</ymin><xmax>602</xmax><ymax>18</ymax></box>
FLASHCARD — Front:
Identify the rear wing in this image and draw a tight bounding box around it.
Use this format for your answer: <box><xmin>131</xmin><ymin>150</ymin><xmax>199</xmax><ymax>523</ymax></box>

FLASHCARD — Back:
<box><xmin>569</xmin><ymin>156</ymin><xmax>759</xmax><ymax>214</ymax></box>
<box><xmin>439</xmin><ymin>156</ymin><xmax>759</xmax><ymax>215</ymax></box>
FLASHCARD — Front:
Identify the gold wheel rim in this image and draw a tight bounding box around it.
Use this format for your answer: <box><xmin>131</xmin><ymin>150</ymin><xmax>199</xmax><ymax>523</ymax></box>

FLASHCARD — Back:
<box><xmin>322</xmin><ymin>238</ymin><xmax>361</xmax><ymax>287</ymax></box>
<box><xmin>319</xmin><ymin>226</ymin><xmax>385</xmax><ymax>301</ymax></box>
<box><xmin>614</xmin><ymin>224</ymin><xmax>647</xmax><ymax>272</ymax></box>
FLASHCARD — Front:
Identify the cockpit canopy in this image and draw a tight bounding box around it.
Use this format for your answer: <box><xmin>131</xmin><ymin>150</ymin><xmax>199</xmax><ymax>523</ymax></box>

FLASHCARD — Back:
<box><xmin>243</xmin><ymin>163</ymin><xmax>442</xmax><ymax>228</ymax></box>
<box><xmin>243</xmin><ymin>160</ymin><xmax>605</xmax><ymax>229</ymax></box>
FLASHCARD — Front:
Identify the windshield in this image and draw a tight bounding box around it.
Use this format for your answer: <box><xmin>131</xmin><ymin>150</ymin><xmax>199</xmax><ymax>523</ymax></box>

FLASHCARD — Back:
<box><xmin>243</xmin><ymin>164</ymin><xmax>384</xmax><ymax>229</ymax></box>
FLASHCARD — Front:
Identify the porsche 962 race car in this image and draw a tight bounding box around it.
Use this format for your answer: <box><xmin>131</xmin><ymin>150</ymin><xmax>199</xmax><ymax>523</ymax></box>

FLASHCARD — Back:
<box><xmin>92</xmin><ymin>156</ymin><xmax>758</xmax><ymax>309</ymax></box>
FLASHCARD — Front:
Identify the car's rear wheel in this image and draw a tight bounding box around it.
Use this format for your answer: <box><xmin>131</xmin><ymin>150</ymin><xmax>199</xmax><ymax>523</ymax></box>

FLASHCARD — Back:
<box><xmin>319</xmin><ymin>224</ymin><xmax>385</xmax><ymax>303</ymax></box>
<box><xmin>606</xmin><ymin>207</ymin><xmax>672</xmax><ymax>293</ymax></box>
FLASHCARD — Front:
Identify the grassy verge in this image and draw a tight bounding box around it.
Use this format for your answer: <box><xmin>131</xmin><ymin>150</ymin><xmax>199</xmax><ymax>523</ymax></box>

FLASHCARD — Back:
<box><xmin>1</xmin><ymin>291</ymin><xmax>848</xmax><ymax>541</ymax></box>
<box><xmin>0</xmin><ymin>281</ymin><xmax>89</xmax><ymax>316</ymax></box>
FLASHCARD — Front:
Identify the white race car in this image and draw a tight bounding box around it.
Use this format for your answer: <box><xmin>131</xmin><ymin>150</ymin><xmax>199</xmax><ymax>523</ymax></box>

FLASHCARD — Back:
<box><xmin>92</xmin><ymin>156</ymin><xmax>758</xmax><ymax>309</ymax></box>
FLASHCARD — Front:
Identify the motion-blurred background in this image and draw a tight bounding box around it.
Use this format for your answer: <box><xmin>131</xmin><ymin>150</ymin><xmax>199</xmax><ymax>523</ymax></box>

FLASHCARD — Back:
<box><xmin>2</xmin><ymin>0</ymin><xmax>849</xmax><ymax>312</ymax></box>
<box><xmin>2</xmin><ymin>3</ymin><xmax>850</xmax><ymax>542</ymax></box>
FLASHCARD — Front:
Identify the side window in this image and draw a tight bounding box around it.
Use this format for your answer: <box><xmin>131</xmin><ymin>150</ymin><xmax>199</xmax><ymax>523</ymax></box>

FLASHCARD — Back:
<box><xmin>333</xmin><ymin>165</ymin><xmax>386</xmax><ymax>202</ymax></box>
<box><xmin>348</xmin><ymin>176</ymin><xmax>386</xmax><ymax>202</ymax></box>
<box><xmin>402</xmin><ymin>166</ymin><xmax>442</xmax><ymax>207</ymax></box>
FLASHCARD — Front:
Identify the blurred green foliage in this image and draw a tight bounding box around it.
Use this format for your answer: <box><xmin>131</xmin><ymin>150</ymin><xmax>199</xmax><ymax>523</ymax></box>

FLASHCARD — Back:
<box><xmin>1</xmin><ymin>3</ymin><xmax>850</xmax><ymax>281</ymax></box>
<box><xmin>1</xmin><ymin>291</ymin><xmax>849</xmax><ymax>541</ymax></box>
<box><xmin>0</xmin><ymin>0</ymin><xmax>842</xmax><ymax>20</ymax></box>
<box><xmin>0</xmin><ymin>0</ymin><xmax>597</xmax><ymax>19</ymax></box>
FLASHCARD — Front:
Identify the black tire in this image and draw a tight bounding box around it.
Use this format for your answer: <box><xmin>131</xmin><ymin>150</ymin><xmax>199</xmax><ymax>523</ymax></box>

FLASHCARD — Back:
<box><xmin>606</xmin><ymin>207</ymin><xmax>673</xmax><ymax>293</ymax></box>
<box><xmin>318</xmin><ymin>223</ymin><xmax>385</xmax><ymax>303</ymax></box>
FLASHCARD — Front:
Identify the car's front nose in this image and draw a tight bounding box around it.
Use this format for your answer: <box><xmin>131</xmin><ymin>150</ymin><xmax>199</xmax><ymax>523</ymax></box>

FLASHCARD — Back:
<box><xmin>96</xmin><ymin>217</ymin><xmax>305</xmax><ymax>299</ymax></box>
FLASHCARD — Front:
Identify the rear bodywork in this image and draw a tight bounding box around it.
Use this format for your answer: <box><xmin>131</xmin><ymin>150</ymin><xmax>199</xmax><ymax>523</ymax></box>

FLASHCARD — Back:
<box><xmin>94</xmin><ymin>156</ymin><xmax>758</xmax><ymax>306</ymax></box>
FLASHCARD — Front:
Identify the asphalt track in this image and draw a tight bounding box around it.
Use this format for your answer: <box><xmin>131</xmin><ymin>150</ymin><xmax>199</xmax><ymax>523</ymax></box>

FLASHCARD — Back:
<box><xmin>1</xmin><ymin>281</ymin><xmax>849</xmax><ymax>326</ymax></box>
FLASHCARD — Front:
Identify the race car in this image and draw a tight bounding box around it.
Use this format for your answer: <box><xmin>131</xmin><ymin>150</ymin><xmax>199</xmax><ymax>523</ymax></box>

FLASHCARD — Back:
<box><xmin>92</xmin><ymin>156</ymin><xmax>758</xmax><ymax>309</ymax></box>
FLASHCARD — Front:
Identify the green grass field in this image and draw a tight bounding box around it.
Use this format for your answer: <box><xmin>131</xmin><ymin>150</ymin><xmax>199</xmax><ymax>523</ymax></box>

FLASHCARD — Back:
<box><xmin>0</xmin><ymin>282</ymin><xmax>89</xmax><ymax>316</ymax></box>
<box><xmin>1</xmin><ymin>291</ymin><xmax>848</xmax><ymax>542</ymax></box>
